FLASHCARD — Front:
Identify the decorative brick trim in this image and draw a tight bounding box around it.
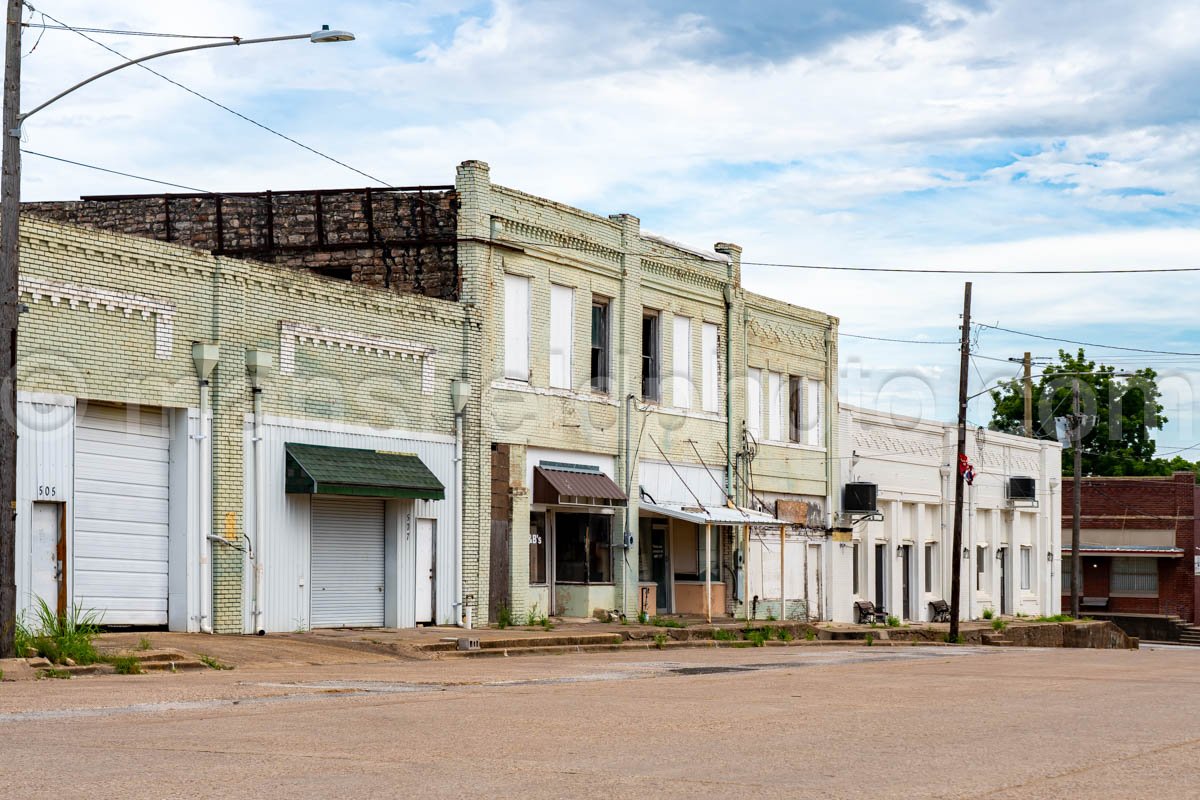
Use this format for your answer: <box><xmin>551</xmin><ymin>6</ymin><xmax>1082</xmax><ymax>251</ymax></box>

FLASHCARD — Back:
<box><xmin>19</xmin><ymin>276</ymin><xmax>175</xmax><ymax>359</ymax></box>
<box><xmin>279</xmin><ymin>321</ymin><xmax>437</xmax><ymax>394</ymax></box>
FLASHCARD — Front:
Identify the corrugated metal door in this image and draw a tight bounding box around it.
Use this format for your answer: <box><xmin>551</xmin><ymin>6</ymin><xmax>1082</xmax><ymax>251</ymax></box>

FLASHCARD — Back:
<box><xmin>74</xmin><ymin>404</ymin><xmax>170</xmax><ymax>625</ymax></box>
<box><xmin>310</xmin><ymin>497</ymin><xmax>385</xmax><ymax>628</ymax></box>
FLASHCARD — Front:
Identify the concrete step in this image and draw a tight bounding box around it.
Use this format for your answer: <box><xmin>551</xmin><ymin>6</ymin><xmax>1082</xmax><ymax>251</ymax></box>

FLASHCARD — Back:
<box><xmin>982</xmin><ymin>633</ymin><xmax>1013</xmax><ymax>646</ymax></box>
<box><xmin>419</xmin><ymin>633</ymin><xmax>625</xmax><ymax>653</ymax></box>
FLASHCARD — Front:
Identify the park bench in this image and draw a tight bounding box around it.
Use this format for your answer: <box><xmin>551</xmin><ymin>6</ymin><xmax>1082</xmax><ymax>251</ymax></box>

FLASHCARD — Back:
<box><xmin>1082</xmin><ymin>596</ymin><xmax>1109</xmax><ymax>611</ymax></box>
<box><xmin>854</xmin><ymin>600</ymin><xmax>887</xmax><ymax>625</ymax></box>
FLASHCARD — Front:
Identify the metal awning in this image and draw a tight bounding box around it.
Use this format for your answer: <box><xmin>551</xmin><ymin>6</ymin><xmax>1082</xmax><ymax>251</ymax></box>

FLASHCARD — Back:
<box><xmin>640</xmin><ymin>501</ymin><xmax>786</xmax><ymax>526</ymax></box>
<box><xmin>1064</xmin><ymin>544</ymin><xmax>1184</xmax><ymax>558</ymax></box>
<box><xmin>534</xmin><ymin>465</ymin><xmax>627</xmax><ymax>507</ymax></box>
<box><xmin>285</xmin><ymin>442</ymin><xmax>445</xmax><ymax>500</ymax></box>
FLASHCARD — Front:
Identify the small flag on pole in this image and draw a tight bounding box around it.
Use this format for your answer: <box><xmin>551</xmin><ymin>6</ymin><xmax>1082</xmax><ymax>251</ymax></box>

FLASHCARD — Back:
<box><xmin>959</xmin><ymin>453</ymin><xmax>976</xmax><ymax>485</ymax></box>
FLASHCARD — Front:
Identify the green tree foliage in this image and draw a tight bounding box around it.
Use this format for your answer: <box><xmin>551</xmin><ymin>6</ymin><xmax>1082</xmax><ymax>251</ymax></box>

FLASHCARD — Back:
<box><xmin>989</xmin><ymin>349</ymin><xmax>1197</xmax><ymax>478</ymax></box>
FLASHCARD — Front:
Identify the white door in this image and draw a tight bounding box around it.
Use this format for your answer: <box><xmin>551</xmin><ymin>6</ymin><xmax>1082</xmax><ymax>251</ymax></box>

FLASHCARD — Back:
<box><xmin>30</xmin><ymin>502</ymin><xmax>62</xmax><ymax>614</ymax></box>
<box><xmin>310</xmin><ymin>497</ymin><xmax>385</xmax><ymax>628</ymax></box>
<box><xmin>73</xmin><ymin>404</ymin><xmax>170</xmax><ymax>626</ymax></box>
<box><xmin>415</xmin><ymin>519</ymin><xmax>435</xmax><ymax>624</ymax></box>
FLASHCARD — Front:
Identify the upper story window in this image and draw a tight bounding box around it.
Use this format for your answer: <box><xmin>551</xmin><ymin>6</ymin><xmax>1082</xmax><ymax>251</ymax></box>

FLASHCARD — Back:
<box><xmin>549</xmin><ymin>284</ymin><xmax>574</xmax><ymax>390</ymax></box>
<box><xmin>641</xmin><ymin>310</ymin><xmax>660</xmax><ymax>401</ymax></box>
<box><xmin>503</xmin><ymin>274</ymin><xmax>530</xmax><ymax>381</ymax></box>
<box><xmin>701</xmin><ymin>322</ymin><xmax>719</xmax><ymax>413</ymax></box>
<box><xmin>767</xmin><ymin>372</ymin><xmax>783</xmax><ymax>441</ymax></box>
<box><xmin>807</xmin><ymin>378</ymin><xmax>825</xmax><ymax>447</ymax></box>
<box><xmin>590</xmin><ymin>298</ymin><xmax>610</xmax><ymax>394</ymax></box>
<box><xmin>788</xmin><ymin>376</ymin><xmax>803</xmax><ymax>442</ymax></box>
<box><xmin>746</xmin><ymin>368</ymin><xmax>762</xmax><ymax>439</ymax></box>
<box><xmin>671</xmin><ymin>314</ymin><xmax>692</xmax><ymax>409</ymax></box>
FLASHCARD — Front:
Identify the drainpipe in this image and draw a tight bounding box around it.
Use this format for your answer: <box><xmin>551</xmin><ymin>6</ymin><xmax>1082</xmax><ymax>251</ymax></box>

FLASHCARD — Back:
<box><xmin>722</xmin><ymin>283</ymin><xmax>735</xmax><ymax>504</ymax></box>
<box><xmin>191</xmin><ymin>342</ymin><xmax>219</xmax><ymax>634</ymax></box>
<box><xmin>824</xmin><ymin>323</ymin><xmax>835</xmax><ymax>621</ymax></box>
<box><xmin>624</xmin><ymin>392</ymin><xmax>634</xmax><ymax>617</ymax></box>
<box><xmin>246</xmin><ymin>349</ymin><xmax>271</xmax><ymax>636</ymax></box>
<box><xmin>451</xmin><ymin>379</ymin><xmax>472</xmax><ymax>628</ymax></box>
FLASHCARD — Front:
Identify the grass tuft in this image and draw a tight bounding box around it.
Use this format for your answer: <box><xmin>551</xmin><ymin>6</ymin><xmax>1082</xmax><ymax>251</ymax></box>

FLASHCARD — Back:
<box><xmin>23</xmin><ymin>598</ymin><xmax>102</xmax><ymax>665</ymax></box>
<box><xmin>108</xmin><ymin>655</ymin><xmax>142</xmax><ymax>675</ymax></box>
<box><xmin>650</xmin><ymin>616</ymin><xmax>685</xmax><ymax>629</ymax></box>
<box><xmin>886</xmin><ymin>615</ymin><xmax>900</xmax><ymax>628</ymax></box>
<box><xmin>982</xmin><ymin>608</ymin><xmax>995</xmax><ymax>620</ymax></box>
<box><xmin>653</xmin><ymin>632</ymin><xmax>668</xmax><ymax>650</ymax></box>
<box><xmin>198</xmin><ymin>653</ymin><xmax>233</xmax><ymax>671</ymax></box>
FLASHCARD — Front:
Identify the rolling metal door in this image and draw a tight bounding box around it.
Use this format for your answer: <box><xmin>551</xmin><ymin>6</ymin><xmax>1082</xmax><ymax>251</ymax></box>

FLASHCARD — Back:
<box><xmin>73</xmin><ymin>404</ymin><xmax>170</xmax><ymax>625</ymax></box>
<box><xmin>310</xmin><ymin>497</ymin><xmax>385</xmax><ymax>627</ymax></box>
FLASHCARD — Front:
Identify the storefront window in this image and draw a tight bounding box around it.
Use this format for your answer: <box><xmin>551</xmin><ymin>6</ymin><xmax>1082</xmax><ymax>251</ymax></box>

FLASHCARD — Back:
<box><xmin>672</xmin><ymin>524</ymin><xmax>720</xmax><ymax>581</ymax></box>
<box><xmin>529</xmin><ymin>512</ymin><xmax>547</xmax><ymax>585</ymax></box>
<box><xmin>555</xmin><ymin>512</ymin><xmax>613</xmax><ymax>584</ymax></box>
<box><xmin>1111</xmin><ymin>557</ymin><xmax>1158</xmax><ymax>595</ymax></box>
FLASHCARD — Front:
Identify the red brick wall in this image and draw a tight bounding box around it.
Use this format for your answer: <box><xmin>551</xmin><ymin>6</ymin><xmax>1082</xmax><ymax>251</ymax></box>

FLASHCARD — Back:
<box><xmin>1062</xmin><ymin>472</ymin><xmax>1197</xmax><ymax>622</ymax></box>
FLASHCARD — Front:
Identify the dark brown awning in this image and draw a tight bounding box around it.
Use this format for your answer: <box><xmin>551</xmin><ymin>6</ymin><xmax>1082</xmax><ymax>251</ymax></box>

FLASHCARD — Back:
<box><xmin>534</xmin><ymin>465</ymin><xmax>627</xmax><ymax>507</ymax></box>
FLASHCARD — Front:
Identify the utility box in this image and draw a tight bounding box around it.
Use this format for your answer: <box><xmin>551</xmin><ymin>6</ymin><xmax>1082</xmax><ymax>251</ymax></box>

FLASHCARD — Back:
<box><xmin>1008</xmin><ymin>476</ymin><xmax>1037</xmax><ymax>502</ymax></box>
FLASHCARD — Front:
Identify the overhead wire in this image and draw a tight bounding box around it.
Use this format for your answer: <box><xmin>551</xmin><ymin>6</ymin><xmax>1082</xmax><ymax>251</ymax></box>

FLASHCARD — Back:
<box><xmin>22</xmin><ymin>22</ymin><xmax>239</xmax><ymax>40</ymax></box>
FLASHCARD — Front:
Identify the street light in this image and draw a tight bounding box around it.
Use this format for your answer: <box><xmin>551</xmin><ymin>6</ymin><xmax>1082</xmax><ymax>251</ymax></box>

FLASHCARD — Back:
<box><xmin>0</xmin><ymin>2</ymin><xmax>354</xmax><ymax>657</ymax></box>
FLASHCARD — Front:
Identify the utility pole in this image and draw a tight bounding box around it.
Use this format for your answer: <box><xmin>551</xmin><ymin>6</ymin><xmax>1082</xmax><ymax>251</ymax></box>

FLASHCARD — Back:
<box><xmin>948</xmin><ymin>281</ymin><xmax>971</xmax><ymax>643</ymax></box>
<box><xmin>1070</xmin><ymin>378</ymin><xmax>1082</xmax><ymax>619</ymax></box>
<box><xmin>0</xmin><ymin>0</ymin><xmax>22</xmax><ymax>659</ymax></box>
<box><xmin>1022</xmin><ymin>352</ymin><xmax>1032</xmax><ymax>438</ymax></box>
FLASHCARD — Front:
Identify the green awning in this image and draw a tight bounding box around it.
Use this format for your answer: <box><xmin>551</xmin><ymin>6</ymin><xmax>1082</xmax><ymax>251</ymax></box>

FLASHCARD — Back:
<box><xmin>285</xmin><ymin>442</ymin><xmax>445</xmax><ymax>500</ymax></box>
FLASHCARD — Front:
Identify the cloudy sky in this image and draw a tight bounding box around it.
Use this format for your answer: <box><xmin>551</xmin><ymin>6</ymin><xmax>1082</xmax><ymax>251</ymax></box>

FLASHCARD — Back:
<box><xmin>16</xmin><ymin>0</ymin><xmax>1200</xmax><ymax>453</ymax></box>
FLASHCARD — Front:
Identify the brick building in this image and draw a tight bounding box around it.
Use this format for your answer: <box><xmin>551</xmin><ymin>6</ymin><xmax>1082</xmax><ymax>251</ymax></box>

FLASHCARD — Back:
<box><xmin>1062</xmin><ymin>472</ymin><xmax>1198</xmax><ymax>633</ymax></box>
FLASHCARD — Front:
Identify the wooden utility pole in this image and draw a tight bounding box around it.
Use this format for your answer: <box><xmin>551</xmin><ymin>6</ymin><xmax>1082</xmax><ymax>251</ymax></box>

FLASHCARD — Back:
<box><xmin>1022</xmin><ymin>352</ymin><xmax>1033</xmax><ymax>438</ymax></box>
<box><xmin>0</xmin><ymin>0</ymin><xmax>22</xmax><ymax>659</ymax></box>
<box><xmin>1070</xmin><ymin>378</ymin><xmax>1082</xmax><ymax>619</ymax></box>
<box><xmin>948</xmin><ymin>282</ymin><xmax>971</xmax><ymax>643</ymax></box>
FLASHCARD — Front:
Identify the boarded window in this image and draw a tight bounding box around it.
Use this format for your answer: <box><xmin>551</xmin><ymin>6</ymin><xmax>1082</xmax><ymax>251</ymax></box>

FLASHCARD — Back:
<box><xmin>701</xmin><ymin>322</ymin><xmax>719</xmax><ymax>412</ymax></box>
<box><xmin>1020</xmin><ymin>546</ymin><xmax>1032</xmax><ymax>591</ymax></box>
<box><xmin>672</xmin><ymin>315</ymin><xmax>692</xmax><ymax>409</ymax></box>
<box><xmin>807</xmin><ymin>378</ymin><xmax>824</xmax><ymax>447</ymax></box>
<box><xmin>976</xmin><ymin>545</ymin><xmax>987</xmax><ymax>591</ymax></box>
<box><xmin>746</xmin><ymin>368</ymin><xmax>762</xmax><ymax>439</ymax></box>
<box><xmin>924</xmin><ymin>543</ymin><xmax>934</xmax><ymax>594</ymax></box>
<box><xmin>1112</xmin><ymin>557</ymin><xmax>1157</xmax><ymax>595</ymax></box>
<box><xmin>503</xmin><ymin>274</ymin><xmax>530</xmax><ymax>381</ymax></box>
<box><xmin>788</xmin><ymin>376</ymin><xmax>803</xmax><ymax>443</ymax></box>
<box><xmin>852</xmin><ymin>541</ymin><xmax>860</xmax><ymax>595</ymax></box>
<box><xmin>549</xmin><ymin>284</ymin><xmax>573</xmax><ymax>389</ymax></box>
<box><xmin>767</xmin><ymin>372</ymin><xmax>783</xmax><ymax>441</ymax></box>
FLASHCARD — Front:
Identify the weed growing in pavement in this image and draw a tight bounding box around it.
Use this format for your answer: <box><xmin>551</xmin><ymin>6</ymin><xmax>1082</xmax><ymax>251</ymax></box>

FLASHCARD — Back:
<box><xmin>766</xmin><ymin>612</ymin><xmax>777</xmax><ymax>622</ymax></box>
<box><xmin>538</xmin><ymin>615</ymin><xmax>554</xmax><ymax>631</ymax></box>
<box><xmin>650</xmin><ymin>616</ymin><xmax>685</xmax><ymax>628</ymax></box>
<box><xmin>653</xmin><ymin>633</ymin><xmax>668</xmax><ymax>650</ymax></box>
<box><xmin>713</xmin><ymin>629</ymin><xmax>739</xmax><ymax>642</ymax></box>
<box><xmin>864</xmin><ymin>633</ymin><xmax>874</xmax><ymax>646</ymax></box>
<box><xmin>23</xmin><ymin>598</ymin><xmax>102</xmax><ymax>665</ymax></box>
<box><xmin>41</xmin><ymin>668</ymin><xmax>70</xmax><ymax>679</ymax></box>
<box><xmin>637</xmin><ymin>610</ymin><xmax>648</xmax><ymax>624</ymax></box>
<box><xmin>1035</xmin><ymin>614</ymin><xmax>1075</xmax><ymax>623</ymax></box>
<box><xmin>943</xmin><ymin>633</ymin><xmax>963</xmax><ymax>644</ymax></box>
<box><xmin>886</xmin><ymin>615</ymin><xmax>900</xmax><ymax>628</ymax></box>
<box><xmin>137</xmin><ymin>636</ymin><xmax>152</xmax><ymax>651</ymax></box>
<box><xmin>496</xmin><ymin>605</ymin><xmax>513</xmax><ymax>629</ymax></box>
<box><xmin>525</xmin><ymin>605</ymin><xmax>539</xmax><ymax>627</ymax></box>
<box><xmin>198</xmin><ymin>654</ymin><xmax>233</xmax><ymax>670</ymax></box>
<box><xmin>109</xmin><ymin>655</ymin><xmax>142</xmax><ymax>675</ymax></box>
<box><xmin>991</xmin><ymin>619</ymin><xmax>1008</xmax><ymax>632</ymax></box>
<box><xmin>982</xmin><ymin>608</ymin><xmax>995</xmax><ymax>620</ymax></box>
<box><xmin>805</xmin><ymin>629</ymin><xmax>816</xmax><ymax>641</ymax></box>
<box><xmin>777</xmin><ymin>628</ymin><xmax>794</xmax><ymax>642</ymax></box>
<box><xmin>746</xmin><ymin>630</ymin><xmax>767</xmax><ymax>647</ymax></box>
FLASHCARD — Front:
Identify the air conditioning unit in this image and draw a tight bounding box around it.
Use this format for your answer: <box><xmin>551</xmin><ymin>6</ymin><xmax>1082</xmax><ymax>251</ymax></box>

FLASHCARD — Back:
<box><xmin>1008</xmin><ymin>476</ymin><xmax>1037</xmax><ymax>502</ymax></box>
<box><xmin>843</xmin><ymin>482</ymin><xmax>878</xmax><ymax>515</ymax></box>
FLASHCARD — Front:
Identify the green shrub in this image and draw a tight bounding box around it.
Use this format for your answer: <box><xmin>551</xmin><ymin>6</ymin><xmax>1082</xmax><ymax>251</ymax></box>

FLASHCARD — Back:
<box><xmin>991</xmin><ymin>618</ymin><xmax>1007</xmax><ymax>632</ymax></box>
<box><xmin>109</xmin><ymin>655</ymin><xmax>142</xmax><ymax>675</ymax></box>
<box><xmin>982</xmin><ymin>608</ymin><xmax>994</xmax><ymax>620</ymax></box>
<box><xmin>746</xmin><ymin>630</ymin><xmax>767</xmax><ymax>647</ymax></box>
<box><xmin>713</xmin><ymin>629</ymin><xmax>739</xmax><ymax>641</ymax></box>
<box><xmin>886</xmin><ymin>615</ymin><xmax>900</xmax><ymax>628</ymax></box>
<box><xmin>805</xmin><ymin>629</ymin><xmax>816</xmax><ymax>641</ymax></box>
<box><xmin>637</xmin><ymin>610</ymin><xmax>648</xmax><ymax>624</ymax></box>
<box><xmin>777</xmin><ymin>628</ymin><xmax>794</xmax><ymax>643</ymax></box>
<box><xmin>653</xmin><ymin>633</ymin><xmax>668</xmax><ymax>650</ymax></box>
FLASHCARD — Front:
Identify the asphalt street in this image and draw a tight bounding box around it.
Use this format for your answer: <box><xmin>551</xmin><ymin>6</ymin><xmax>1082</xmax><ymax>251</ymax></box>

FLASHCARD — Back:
<box><xmin>2</xmin><ymin>645</ymin><xmax>1198</xmax><ymax>798</ymax></box>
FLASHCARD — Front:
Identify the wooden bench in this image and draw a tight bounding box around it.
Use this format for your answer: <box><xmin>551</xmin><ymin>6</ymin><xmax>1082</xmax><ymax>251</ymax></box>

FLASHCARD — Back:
<box><xmin>854</xmin><ymin>600</ymin><xmax>887</xmax><ymax>625</ymax></box>
<box><xmin>929</xmin><ymin>599</ymin><xmax>951</xmax><ymax>622</ymax></box>
<box><xmin>1082</xmin><ymin>596</ymin><xmax>1110</xmax><ymax>611</ymax></box>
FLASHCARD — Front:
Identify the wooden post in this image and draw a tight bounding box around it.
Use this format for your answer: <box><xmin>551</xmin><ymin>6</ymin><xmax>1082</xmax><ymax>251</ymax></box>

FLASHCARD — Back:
<box><xmin>949</xmin><ymin>282</ymin><xmax>972</xmax><ymax>644</ymax></box>
<box><xmin>0</xmin><ymin>0</ymin><xmax>24</xmax><ymax>659</ymax></box>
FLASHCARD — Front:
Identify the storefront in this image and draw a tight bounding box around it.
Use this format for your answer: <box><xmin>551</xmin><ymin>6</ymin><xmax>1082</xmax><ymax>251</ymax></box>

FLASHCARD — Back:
<box><xmin>527</xmin><ymin>462</ymin><xmax>628</xmax><ymax>619</ymax></box>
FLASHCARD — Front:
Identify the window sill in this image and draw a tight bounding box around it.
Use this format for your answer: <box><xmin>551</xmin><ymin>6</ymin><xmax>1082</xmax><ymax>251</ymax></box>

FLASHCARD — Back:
<box><xmin>1110</xmin><ymin>591</ymin><xmax>1159</xmax><ymax>599</ymax></box>
<box><xmin>491</xmin><ymin>379</ymin><xmax>619</xmax><ymax>405</ymax></box>
<box><xmin>759</xmin><ymin>439</ymin><xmax>827</xmax><ymax>452</ymax></box>
<box><xmin>641</xmin><ymin>404</ymin><xmax>727</xmax><ymax>423</ymax></box>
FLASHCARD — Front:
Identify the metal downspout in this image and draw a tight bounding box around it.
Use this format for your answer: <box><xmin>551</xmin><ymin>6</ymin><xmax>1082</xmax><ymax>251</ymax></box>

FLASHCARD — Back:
<box><xmin>251</xmin><ymin>386</ymin><xmax>265</xmax><ymax>635</ymax></box>
<box><xmin>198</xmin><ymin>381</ymin><xmax>213</xmax><ymax>634</ymax></box>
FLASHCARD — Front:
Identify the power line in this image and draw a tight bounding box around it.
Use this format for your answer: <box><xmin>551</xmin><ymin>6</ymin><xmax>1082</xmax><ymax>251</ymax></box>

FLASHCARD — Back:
<box><xmin>23</xmin><ymin>149</ymin><xmax>215</xmax><ymax>193</ymax></box>
<box><xmin>977</xmin><ymin>323</ymin><xmax>1200</xmax><ymax>357</ymax></box>
<box><xmin>840</xmin><ymin>332</ymin><xmax>957</xmax><ymax>345</ymax></box>
<box><xmin>25</xmin><ymin>4</ymin><xmax>391</xmax><ymax>188</ymax></box>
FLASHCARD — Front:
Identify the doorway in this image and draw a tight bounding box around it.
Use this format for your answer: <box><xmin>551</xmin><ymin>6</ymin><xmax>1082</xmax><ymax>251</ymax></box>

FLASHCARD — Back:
<box><xmin>31</xmin><ymin>502</ymin><xmax>65</xmax><ymax>616</ymax></box>
<box><xmin>415</xmin><ymin>519</ymin><xmax>435</xmax><ymax>624</ymax></box>
<box><xmin>900</xmin><ymin>545</ymin><xmax>912</xmax><ymax>620</ymax></box>
<box><xmin>650</xmin><ymin>523</ymin><xmax>670</xmax><ymax>613</ymax></box>
<box><xmin>998</xmin><ymin>547</ymin><xmax>1008</xmax><ymax>616</ymax></box>
<box><xmin>874</xmin><ymin>543</ymin><xmax>887</xmax><ymax>613</ymax></box>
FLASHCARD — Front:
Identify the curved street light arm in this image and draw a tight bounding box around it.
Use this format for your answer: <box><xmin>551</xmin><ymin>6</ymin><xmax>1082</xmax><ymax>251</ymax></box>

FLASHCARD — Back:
<box><xmin>20</xmin><ymin>33</ymin><xmax>313</xmax><ymax>123</ymax></box>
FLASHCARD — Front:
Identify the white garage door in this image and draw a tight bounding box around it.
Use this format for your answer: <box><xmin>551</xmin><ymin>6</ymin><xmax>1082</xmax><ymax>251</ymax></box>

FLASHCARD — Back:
<box><xmin>73</xmin><ymin>404</ymin><xmax>170</xmax><ymax>626</ymax></box>
<box><xmin>310</xmin><ymin>497</ymin><xmax>385</xmax><ymax>628</ymax></box>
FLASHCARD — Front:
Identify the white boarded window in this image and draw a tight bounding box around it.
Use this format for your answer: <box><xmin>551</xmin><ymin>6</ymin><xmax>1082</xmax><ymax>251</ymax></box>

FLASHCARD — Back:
<box><xmin>549</xmin><ymin>284</ymin><xmax>574</xmax><ymax>389</ymax></box>
<box><xmin>767</xmin><ymin>372</ymin><xmax>782</xmax><ymax>441</ymax></box>
<box><xmin>807</xmin><ymin>378</ymin><xmax>825</xmax><ymax>447</ymax></box>
<box><xmin>503</xmin><ymin>274</ymin><xmax>530</xmax><ymax>381</ymax></box>
<box><xmin>1020</xmin><ymin>546</ymin><xmax>1032</xmax><ymax>591</ymax></box>
<box><xmin>747</xmin><ymin>368</ymin><xmax>762</xmax><ymax>439</ymax></box>
<box><xmin>701</xmin><ymin>322</ymin><xmax>719</xmax><ymax>413</ymax></box>
<box><xmin>672</xmin><ymin>315</ymin><xmax>692</xmax><ymax>409</ymax></box>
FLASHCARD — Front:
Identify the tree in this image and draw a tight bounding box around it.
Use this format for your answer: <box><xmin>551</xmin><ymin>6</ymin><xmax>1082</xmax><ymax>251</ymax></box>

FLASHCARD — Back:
<box><xmin>989</xmin><ymin>348</ymin><xmax>1194</xmax><ymax>477</ymax></box>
